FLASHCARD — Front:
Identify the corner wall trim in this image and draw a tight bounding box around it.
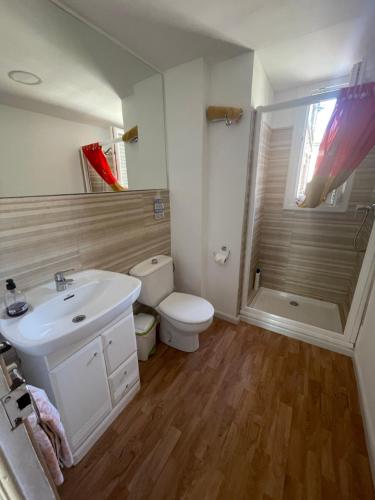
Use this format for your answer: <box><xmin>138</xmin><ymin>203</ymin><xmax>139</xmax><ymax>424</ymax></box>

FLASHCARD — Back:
<box><xmin>353</xmin><ymin>352</ymin><xmax>375</xmax><ymax>486</ymax></box>
<box><xmin>214</xmin><ymin>311</ymin><xmax>240</xmax><ymax>325</ymax></box>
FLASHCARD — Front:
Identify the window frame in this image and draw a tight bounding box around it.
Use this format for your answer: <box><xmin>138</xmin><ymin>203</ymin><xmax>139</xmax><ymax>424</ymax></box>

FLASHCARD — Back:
<box><xmin>283</xmin><ymin>102</ymin><xmax>354</xmax><ymax>213</ymax></box>
<box><xmin>111</xmin><ymin>126</ymin><xmax>129</xmax><ymax>188</ymax></box>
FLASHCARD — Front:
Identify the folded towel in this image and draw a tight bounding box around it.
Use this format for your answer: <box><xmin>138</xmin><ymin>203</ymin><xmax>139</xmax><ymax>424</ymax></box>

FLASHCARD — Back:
<box><xmin>26</xmin><ymin>385</ymin><xmax>73</xmax><ymax>486</ymax></box>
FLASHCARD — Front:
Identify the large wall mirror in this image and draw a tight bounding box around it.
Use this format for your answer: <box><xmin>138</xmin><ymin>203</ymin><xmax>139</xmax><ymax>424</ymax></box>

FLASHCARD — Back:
<box><xmin>0</xmin><ymin>0</ymin><xmax>168</xmax><ymax>197</ymax></box>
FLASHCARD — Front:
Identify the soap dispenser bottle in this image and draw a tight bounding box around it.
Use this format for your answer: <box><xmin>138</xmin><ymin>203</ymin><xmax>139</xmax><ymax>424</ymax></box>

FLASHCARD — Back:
<box><xmin>5</xmin><ymin>279</ymin><xmax>29</xmax><ymax>317</ymax></box>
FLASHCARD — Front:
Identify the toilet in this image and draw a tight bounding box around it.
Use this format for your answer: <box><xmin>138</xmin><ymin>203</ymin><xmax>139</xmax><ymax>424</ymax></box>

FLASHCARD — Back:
<box><xmin>129</xmin><ymin>255</ymin><xmax>214</xmax><ymax>352</ymax></box>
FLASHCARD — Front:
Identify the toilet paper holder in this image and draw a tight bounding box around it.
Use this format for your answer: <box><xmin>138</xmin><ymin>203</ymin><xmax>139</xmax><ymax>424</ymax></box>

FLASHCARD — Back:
<box><xmin>213</xmin><ymin>246</ymin><xmax>230</xmax><ymax>264</ymax></box>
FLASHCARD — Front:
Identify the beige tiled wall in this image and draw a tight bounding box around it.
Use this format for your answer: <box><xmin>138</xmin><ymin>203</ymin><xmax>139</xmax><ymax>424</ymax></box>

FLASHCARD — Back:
<box><xmin>248</xmin><ymin>122</ymin><xmax>271</xmax><ymax>298</ymax></box>
<box><xmin>249</xmin><ymin>126</ymin><xmax>375</xmax><ymax>322</ymax></box>
<box><xmin>0</xmin><ymin>190</ymin><xmax>170</xmax><ymax>298</ymax></box>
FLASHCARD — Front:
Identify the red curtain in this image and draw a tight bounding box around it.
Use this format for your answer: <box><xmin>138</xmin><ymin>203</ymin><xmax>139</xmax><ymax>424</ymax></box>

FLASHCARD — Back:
<box><xmin>82</xmin><ymin>143</ymin><xmax>126</xmax><ymax>192</ymax></box>
<box><xmin>300</xmin><ymin>82</ymin><xmax>375</xmax><ymax>208</ymax></box>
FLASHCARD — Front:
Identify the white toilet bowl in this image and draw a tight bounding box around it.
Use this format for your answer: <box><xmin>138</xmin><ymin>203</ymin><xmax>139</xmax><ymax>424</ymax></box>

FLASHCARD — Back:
<box><xmin>129</xmin><ymin>256</ymin><xmax>214</xmax><ymax>353</ymax></box>
<box><xmin>157</xmin><ymin>292</ymin><xmax>214</xmax><ymax>352</ymax></box>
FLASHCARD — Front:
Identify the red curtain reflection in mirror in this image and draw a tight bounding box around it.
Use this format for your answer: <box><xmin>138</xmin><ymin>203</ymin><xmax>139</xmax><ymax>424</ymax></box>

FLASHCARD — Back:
<box><xmin>82</xmin><ymin>143</ymin><xmax>126</xmax><ymax>192</ymax></box>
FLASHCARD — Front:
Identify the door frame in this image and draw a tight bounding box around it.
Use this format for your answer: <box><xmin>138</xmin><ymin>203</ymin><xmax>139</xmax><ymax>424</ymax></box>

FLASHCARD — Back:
<box><xmin>345</xmin><ymin>222</ymin><xmax>375</xmax><ymax>344</ymax></box>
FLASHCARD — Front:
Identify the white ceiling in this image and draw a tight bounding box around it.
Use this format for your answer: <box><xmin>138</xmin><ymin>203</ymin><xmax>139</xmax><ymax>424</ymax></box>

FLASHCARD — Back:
<box><xmin>57</xmin><ymin>0</ymin><xmax>375</xmax><ymax>90</ymax></box>
<box><xmin>0</xmin><ymin>0</ymin><xmax>156</xmax><ymax>126</ymax></box>
<box><xmin>1</xmin><ymin>0</ymin><xmax>373</xmax><ymax>126</ymax></box>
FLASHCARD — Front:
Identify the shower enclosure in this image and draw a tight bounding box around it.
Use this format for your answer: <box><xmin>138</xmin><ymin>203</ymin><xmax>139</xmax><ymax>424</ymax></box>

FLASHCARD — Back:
<box><xmin>241</xmin><ymin>90</ymin><xmax>375</xmax><ymax>353</ymax></box>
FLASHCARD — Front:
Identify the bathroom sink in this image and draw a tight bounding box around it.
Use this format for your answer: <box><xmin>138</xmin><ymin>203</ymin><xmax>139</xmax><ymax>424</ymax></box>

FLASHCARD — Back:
<box><xmin>0</xmin><ymin>270</ymin><xmax>141</xmax><ymax>356</ymax></box>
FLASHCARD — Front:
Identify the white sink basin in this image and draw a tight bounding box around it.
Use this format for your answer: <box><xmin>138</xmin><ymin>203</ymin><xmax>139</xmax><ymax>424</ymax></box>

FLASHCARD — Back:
<box><xmin>0</xmin><ymin>270</ymin><xmax>141</xmax><ymax>356</ymax></box>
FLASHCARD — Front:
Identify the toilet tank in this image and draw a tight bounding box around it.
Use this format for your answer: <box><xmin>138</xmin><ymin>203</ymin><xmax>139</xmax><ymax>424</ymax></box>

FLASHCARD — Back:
<box><xmin>129</xmin><ymin>255</ymin><xmax>174</xmax><ymax>307</ymax></box>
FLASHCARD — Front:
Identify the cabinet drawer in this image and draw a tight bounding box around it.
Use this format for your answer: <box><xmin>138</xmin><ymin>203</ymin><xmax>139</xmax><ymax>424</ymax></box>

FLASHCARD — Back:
<box><xmin>101</xmin><ymin>314</ymin><xmax>137</xmax><ymax>374</ymax></box>
<box><xmin>108</xmin><ymin>353</ymin><xmax>139</xmax><ymax>406</ymax></box>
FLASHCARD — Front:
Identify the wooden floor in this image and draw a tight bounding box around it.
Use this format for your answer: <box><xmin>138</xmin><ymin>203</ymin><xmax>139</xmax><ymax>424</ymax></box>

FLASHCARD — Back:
<box><xmin>60</xmin><ymin>319</ymin><xmax>375</xmax><ymax>500</ymax></box>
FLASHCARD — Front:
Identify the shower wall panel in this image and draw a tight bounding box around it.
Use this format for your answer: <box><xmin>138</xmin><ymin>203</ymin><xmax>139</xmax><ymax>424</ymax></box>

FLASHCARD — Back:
<box><xmin>250</xmin><ymin>126</ymin><xmax>375</xmax><ymax>321</ymax></box>
<box><xmin>247</xmin><ymin>121</ymin><xmax>271</xmax><ymax>301</ymax></box>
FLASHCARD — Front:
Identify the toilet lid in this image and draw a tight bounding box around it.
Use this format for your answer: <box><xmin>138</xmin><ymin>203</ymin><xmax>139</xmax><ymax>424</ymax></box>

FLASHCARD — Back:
<box><xmin>158</xmin><ymin>292</ymin><xmax>214</xmax><ymax>325</ymax></box>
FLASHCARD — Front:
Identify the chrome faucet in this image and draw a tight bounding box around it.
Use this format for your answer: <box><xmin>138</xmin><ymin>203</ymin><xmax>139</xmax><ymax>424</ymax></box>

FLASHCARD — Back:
<box><xmin>54</xmin><ymin>269</ymin><xmax>74</xmax><ymax>292</ymax></box>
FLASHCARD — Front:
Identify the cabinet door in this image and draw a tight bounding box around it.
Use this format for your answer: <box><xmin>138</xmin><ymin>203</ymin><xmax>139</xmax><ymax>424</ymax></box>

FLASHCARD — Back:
<box><xmin>101</xmin><ymin>313</ymin><xmax>137</xmax><ymax>375</ymax></box>
<box><xmin>50</xmin><ymin>337</ymin><xmax>111</xmax><ymax>451</ymax></box>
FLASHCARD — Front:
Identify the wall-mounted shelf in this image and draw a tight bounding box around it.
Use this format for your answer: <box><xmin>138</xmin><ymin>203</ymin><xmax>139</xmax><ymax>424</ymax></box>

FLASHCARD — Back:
<box><xmin>206</xmin><ymin>106</ymin><xmax>243</xmax><ymax>126</ymax></box>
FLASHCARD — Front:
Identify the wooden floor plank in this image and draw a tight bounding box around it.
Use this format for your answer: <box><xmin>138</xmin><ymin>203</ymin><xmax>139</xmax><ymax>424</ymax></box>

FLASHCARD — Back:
<box><xmin>60</xmin><ymin>319</ymin><xmax>375</xmax><ymax>500</ymax></box>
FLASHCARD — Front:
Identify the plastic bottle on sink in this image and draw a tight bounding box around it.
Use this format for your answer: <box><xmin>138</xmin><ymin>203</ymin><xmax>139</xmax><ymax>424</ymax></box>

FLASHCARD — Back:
<box><xmin>4</xmin><ymin>279</ymin><xmax>29</xmax><ymax>317</ymax></box>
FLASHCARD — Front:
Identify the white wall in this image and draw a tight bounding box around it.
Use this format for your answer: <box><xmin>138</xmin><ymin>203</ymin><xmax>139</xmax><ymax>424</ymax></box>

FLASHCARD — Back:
<box><xmin>251</xmin><ymin>53</ymin><xmax>274</xmax><ymax>109</ymax></box>
<box><xmin>122</xmin><ymin>74</ymin><xmax>168</xmax><ymax>190</ymax></box>
<box><xmin>164</xmin><ymin>52</ymin><xmax>275</xmax><ymax>319</ymax></box>
<box><xmin>164</xmin><ymin>52</ymin><xmax>262</xmax><ymax>320</ymax></box>
<box><xmin>164</xmin><ymin>58</ymin><xmax>207</xmax><ymax>295</ymax></box>
<box><xmin>354</xmin><ymin>277</ymin><xmax>375</xmax><ymax>482</ymax></box>
<box><xmin>205</xmin><ymin>53</ymin><xmax>254</xmax><ymax>320</ymax></box>
<box><xmin>0</xmin><ymin>104</ymin><xmax>111</xmax><ymax>197</ymax></box>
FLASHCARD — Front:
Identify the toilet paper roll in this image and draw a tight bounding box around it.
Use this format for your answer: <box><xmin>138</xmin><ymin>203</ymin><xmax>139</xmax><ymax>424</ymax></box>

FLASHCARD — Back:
<box><xmin>214</xmin><ymin>252</ymin><xmax>228</xmax><ymax>264</ymax></box>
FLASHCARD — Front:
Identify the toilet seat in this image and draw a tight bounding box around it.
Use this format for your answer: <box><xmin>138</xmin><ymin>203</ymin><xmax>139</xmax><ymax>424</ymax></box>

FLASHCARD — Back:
<box><xmin>158</xmin><ymin>292</ymin><xmax>214</xmax><ymax>325</ymax></box>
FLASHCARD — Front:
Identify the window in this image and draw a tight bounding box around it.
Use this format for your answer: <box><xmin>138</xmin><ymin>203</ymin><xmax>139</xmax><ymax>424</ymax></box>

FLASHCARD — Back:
<box><xmin>283</xmin><ymin>97</ymin><xmax>353</xmax><ymax>212</ymax></box>
<box><xmin>112</xmin><ymin>127</ymin><xmax>129</xmax><ymax>188</ymax></box>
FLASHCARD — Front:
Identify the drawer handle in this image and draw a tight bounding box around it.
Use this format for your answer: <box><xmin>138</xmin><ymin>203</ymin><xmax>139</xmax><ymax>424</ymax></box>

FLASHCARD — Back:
<box><xmin>108</xmin><ymin>340</ymin><xmax>113</xmax><ymax>346</ymax></box>
<box><xmin>119</xmin><ymin>370</ymin><xmax>128</xmax><ymax>382</ymax></box>
<box><xmin>87</xmin><ymin>352</ymin><xmax>98</xmax><ymax>365</ymax></box>
<box><xmin>119</xmin><ymin>384</ymin><xmax>130</xmax><ymax>399</ymax></box>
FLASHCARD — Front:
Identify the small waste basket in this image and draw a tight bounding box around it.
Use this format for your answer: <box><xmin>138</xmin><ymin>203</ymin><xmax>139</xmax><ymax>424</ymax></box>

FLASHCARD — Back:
<box><xmin>134</xmin><ymin>313</ymin><xmax>157</xmax><ymax>361</ymax></box>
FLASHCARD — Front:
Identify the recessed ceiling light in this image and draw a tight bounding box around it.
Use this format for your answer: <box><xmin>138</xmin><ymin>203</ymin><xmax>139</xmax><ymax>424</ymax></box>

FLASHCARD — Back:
<box><xmin>8</xmin><ymin>70</ymin><xmax>42</xmax><ymax>85</ymax></box>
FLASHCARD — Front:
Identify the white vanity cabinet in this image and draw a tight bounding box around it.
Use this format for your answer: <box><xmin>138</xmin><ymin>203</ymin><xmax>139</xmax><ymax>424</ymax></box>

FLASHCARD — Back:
<box><xmin>50</xmin><ymin>337</ymin><xmax>112</xmax><ymax>451</ymax></box>
<box><xmin>18</xmin><ymin>308</ymin><xmax>140</xmax><ymax>464</ymax></box>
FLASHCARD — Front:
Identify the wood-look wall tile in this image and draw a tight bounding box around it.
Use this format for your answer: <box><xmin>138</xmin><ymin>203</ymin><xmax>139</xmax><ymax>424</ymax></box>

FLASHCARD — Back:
<box><xmin>0</xmin><ymin>190</ymin><xmax>171</xmax><ymax>300</ymax></box>
<box><xmin>249</xmin><ymin>125</ymin><xmax>375</xmax><ymax>325</ymax></box>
